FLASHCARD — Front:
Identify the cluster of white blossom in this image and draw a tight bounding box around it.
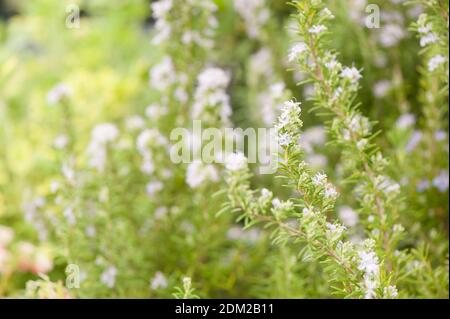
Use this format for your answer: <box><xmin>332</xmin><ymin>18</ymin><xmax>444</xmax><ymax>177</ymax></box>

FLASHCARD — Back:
<box><xmin>417</xmin><ymin>15</ymin><xmax>439</xmax><ymax>47</ymax></box>
<box><xmin>340</xmin><ymin>66</ymin><xmax>362</xmax><ymax>86</ymax></box>
<box><xmin>192</xmin><ymin>67</ymin><xmax>232</xmax><ymax>125</ymax></box>
<box><xmin>47</xmin><ymin>83</ymin><xmax>72</xmax><ymax>105</ymax></box>
<box><xmin>346</xmin><ymin>0</ymin><xmax>368</xmax><ymax>26</ymax></box>
<box><xmin>186</xmin><ymin>160</ymin><xmax>219</xmax><ymax>189</ymax></box>
<box><xmin>100</xmin><ymin>265</ymin><xmax>117</xmax><ymax>288</ymax></box>
<box><xmin>233</xmin><ymin>0</ymin><xmax>269</xmax><ymax>39</ymax></box>
<box><xmin>339</xmin><ymin>114</ymin><xmax>371</xmax><ymax>143</ymax></box>
<box><xmin>373</xmin><ymin>80</ymin><xmax>393</xmax><ymax>99</ymax></box>
<box><xmin>428</xmin><ymin>54</ymin><xmax>446</xmax><ymax>72</ymax></box>
<box><xmin>149</xmin><ymin>56</ymin><xmax>177</xmax><ymax>92</ymax></box>
<box><xmin>151</xmin><ymin>0</ymin><xmax>217</xmax><ymax>47</ymax></box>
<box><xmin>224</xmin><ymin>152</ymin><xmax>248</xmax><ymax>172</ymax></box>
<box><xmin>357</xmin><ymin>240</ymin><xmax>380</xmax><ymax>299</ymax></box>
<box><xmin>136</xmin><ymin>128</ymin><xmax>168</xmax><ymax>175</ymax></box>
<box><xmin>396</xmin><ymin>113</ymin><xmax>416</xmax><ymax>130</ymax></box>
<box><xmin>274</xmin><ymin>100</ymin><xmax>302</xmax><ymax>148</ymax></box>
<box><xmin>378</xmin><ymin>10</ymin><xmax>407</xmax><ymax>48</ymax></box>
<box><xmin>86</xmin><ymin>123</ymin><xmax>119</xmax><ymax>172</ymax></box>
<box><xmin>150</xmin><ymin>271</ymin><xmax>168</xmax><ymax>290</ymax></box>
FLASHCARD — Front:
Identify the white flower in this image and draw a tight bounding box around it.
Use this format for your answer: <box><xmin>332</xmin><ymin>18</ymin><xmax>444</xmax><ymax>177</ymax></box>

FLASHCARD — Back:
<box><xmin>302</xmin><ymin>207</ymin><xmax>314</xmax><ymax>217</ymax></box>
<box><xmin>192</xmin><ymin>67</ymin><xmax>231</xmax><ymax>124</ymax></box>
<box><xmin>271</xmin><ymin>199</ymin><xmax>294</xmax><ymax>213</ymax></box>
<box><xmin>428</xmin><ymin>54</ymin><xmax>446</xmax><ymax>72</ymax></box>
<box><xmin>62</xmin><ymin>160</ymin><xmax>75</xmax><ymax>183</ymax></box>
<box><xmin>288</xmin><ymin>42</ymin><xmax>307</xmax><ymax>62</ymax></box>
<box><xmin>312</xmin><ymin>172</ymin><xmax>327</xmax><ymax>187</ymax></box>
<box><xmin>363</xmin><ymin>278</ymin><xmax>378</xmax><ymax>299</ymax></box>
<box><xmin>87</xmin><ymin>123</ymin><xmax>119</xmax><ymax>172</ymax></box>
<box><xmin>275</xmin><ymin>100</ymin><xmax>302</xmax><ymax>132</ymax></box>
<box><xmin>64</xmin><ymin>207</ymin><xmax>76</xmax><ymax>226</ymax></box>
<box><xmin>420</xmin><ymin>32</ymin><xmax>438</xmax><ymax>47</ymax></box>
<box><xmin>141</xmin><ymin>159</ymin><xmax>155</xmax><ymax>175</ymax></box>
<box><xmin>358</xmin><ymin>250</ymin><xmax>379</xmax><ymax>276</ymax></box>
<box><xmin>150</xmin><ymin>56</ymin><xmax>177</xmax><ymax>91</ymax></box>
<box><xmin>146</xmin><ymin>181</ymin><xmax>164</xmax><ymax>197</ymax></box>
<box><xmin>432</xmin><ymin>170</ymin><xmax>449</xmax><ymax>193</ymax></box>
<box><xmin>271</xmin><ymin>198</ymin><xmax>281</xmax><ymax>208</ymax></box>
<box><xmin>384</xmin><ymin>285</ymin><xmax>398</xmax><ymax>298</ymax></box>
<box><xmin>434</xmin><ymin>130</ymin><xmax>447</xmax><ymax>141</ymax></box>
<box><xmin>321</xmin><ymin>7</ymin><xmax>334</xmax><ymax>19</ymax></box>
<box><xmin>250</xmin><ymin>48</ymin><xmax>273</xmax><ymax>78</ymax></box>
<box><xmin>196</xmin><ymin>67</ymin><xmax>230</xmax><ymax>94</ymax></box>
<box><xmin>125</xmin><ymin>115</ymin><xmax>145</xmax><ymax>131</ymax></box>
<box><xmin>406</xmin><ymin>130</ymin><xmax>422</xmax><ymax>153</ymax></box>
<box><xmin>137</xmin><ymin>129</ymin><xmax>167</xmax><ymax>155</ymax></box>
<box><xmin>308</xmin><ymin>24</ymin><xmax>327</xmax><ymax>34</ymax></box>
<box><xmin>324</xmin><ymin>184</ymin><xmax>338</xmax><ymax>200</ymax></box>
<box><xmin>416</xmin><ymin>179</ymin><xmax>430</xmax><ymax>192</ymax></box>
<box><xmin>233</xmin><ymin>0</ymin><xmax>269</xmax><ymax>38</ymax></box>
<box><xmin>150</xmin><ymin>271</ymin><xmax>168</xmax><ymax>290</ymax></box>
<box><xmin>346</xmin><ymin>114</ymin><xmax>371</xmax><ymax>136</ymax></box>
<box><xmin>278</xmin><ymin>132</ymin><xmax>292</xmax><ymax>146</ymax></box>
<box><xmin>224</xmin><ymin>152</ymin><xmax>248</xmax><ymax>172</ymax></box>
<box><xmin>340</xmin><ymin>66</ymin><xmax>362</xmax><ymax>84</ymax></box>
<box><xmin>326</xmin><ymin>222</ymin><xmax>346</xmax><ymax>238</ymax></box>
<box><xmin>260</xmin><ymin>188</ymin><xmax>272</xmax><ymax>200</ymax></box>
<box><xmin>174</xmin><ymin>87</ymin><xmax>189</xmax><ymax>103</ymax></box>
<box><xmin>373</xmin><ymin>80</ymin><xmax>392</xmax><ymax>98</ymax></box>
<box><xmin>186</xmin><ymin>160</ymin><xmax>219</xmax><ymax>188</ymax></box>
<box><xmin>151</xmin><ymin>0</ymin><xmax>173</xmax><ymax>19</ymax></box>
<box><xmin>33</xmin><ymin>250</ymin><xmax>53</xmax><ymax>274</ymax></box>
<box><xmin>50</xmin><ymin>181</ymin><xmax>60</xmax><ymax>193</ymax></box>
<box><xmin>418</xmin><ymin>23</ymin><xmax>432</xmax><ymax>34</ymax></box>
<box><xmin>154</xmin><ymin>206</ymin><xmax>168</xmax><ymax>220</ymax></box>
<box><xmin>86</xmin><ymin>225</ymin><xmax>96</xmax><ymax>237</ymax></box>
<box><xmin>379</xmin><ymin>24</ymin><xmax>406</xmax><ymax>47</ymax></box>
<box><xmin>47</xmin><ymin>83</ymin><xmax>72</xmax><ymax>105</ymax></box>
<box><xmin>182</xmin><ymin>276</ymin><xmax>191</xmax><ymax>287</ymax></box>
<box><xmin>396</xmin><ymin>113</ymin><xmax>416</xmax><ymax>129</ymax></box>
<box><xmin>53</xmin><ymin>134</ymin><xmax>69</xmax><ymax>150</ymax></box>
<box><xmin>338</xmin><ymin>206</ymin><xmax>358</xmax><ymax>227</ymax></box>
<box><xmin>100</xmin><ymin>266</ymin><xmax>117</xmax><ymax>288</ymax></box>
<box><xmin>356</xmin><ymin>139</ymin><xmax>368</xmax><ymax>150</ymax></box>
<box><xmin>90</xmin><ymin>123</ymin><xmax>119</xmax><ymax>145</ymax></box>
<box><xmin>377</xmin><ymin>176</ymin><xmax>400</xmax><ymax>196</ymax></box>
<box><xmin>324</xmin><ymin>55</ymin><xmax>340</xmax><ymax>71</ymax></box>
<box><xmin>151</xmin><ymin>0</ymin><xmax>173</xmax><ymax>44</ymax></box>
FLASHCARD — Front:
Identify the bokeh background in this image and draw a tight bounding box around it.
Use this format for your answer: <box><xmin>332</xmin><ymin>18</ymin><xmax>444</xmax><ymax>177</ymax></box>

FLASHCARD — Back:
<box><xmin>0</xmin><ymin>0</ymin><xmax>448</xmax><ymax>298</ymax></box>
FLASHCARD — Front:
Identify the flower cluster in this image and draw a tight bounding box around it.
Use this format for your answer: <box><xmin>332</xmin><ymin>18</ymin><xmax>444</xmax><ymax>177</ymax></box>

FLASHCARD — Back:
<box><xmin>233</xmin><ymin>0</ymin><xmax>269</xmax><ymax>39</ymax></box>
<box><xmin>192</xmin><ymin>67</ymin><xmax>232</xmax><ymax>126</ymax></box>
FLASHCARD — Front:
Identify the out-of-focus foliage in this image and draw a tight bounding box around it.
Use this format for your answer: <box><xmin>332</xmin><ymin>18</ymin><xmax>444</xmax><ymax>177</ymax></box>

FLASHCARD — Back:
<box><xmin>0</xmin><ymin>0</ymin><xmax>448</xmax><ymax>298</ymax></box>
